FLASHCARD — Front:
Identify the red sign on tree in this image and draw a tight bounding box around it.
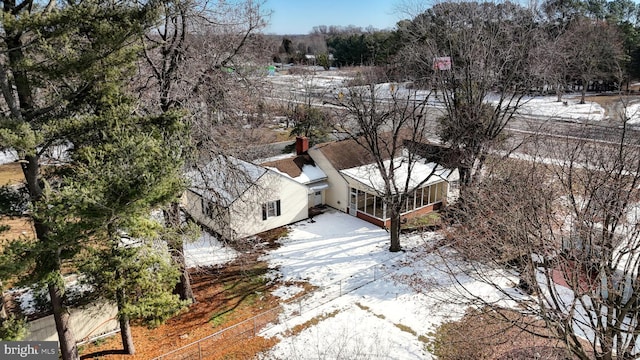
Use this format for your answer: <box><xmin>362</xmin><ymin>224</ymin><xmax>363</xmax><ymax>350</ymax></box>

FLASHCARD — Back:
<box><xmin>433</xmin><ymin>57</ymin><xmax>452</xmax><ymax>71</ymax></box>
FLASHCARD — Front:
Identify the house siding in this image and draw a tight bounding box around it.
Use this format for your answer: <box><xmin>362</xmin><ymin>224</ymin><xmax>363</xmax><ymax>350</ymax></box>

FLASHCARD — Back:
<box><xmin>356</xmin><ymin>211</ymin><xmax>385</xmax><ymax>228</ymax></box>
<box><xmin>308</xmin><ymin>147</ymin><xmax>349</xmax><ymax>213</ymax></box>
<box><xmin>181</xmin><ymin>190</ymin><xmax>233</xmax><ymax>239</ymax></box>
<box><xmin>183</xmin><ymin>171</ymin><xmax>309</xmax><ymax>240</ymax></box>
<box><xmin>355</xmin><ymin>202</ymin><xmax>441</xmax><ymax>229</ymax></box>
<box><xmin>228</xmin><ymin>171</ymin><xmax>308</xmax><ymax>239</ymax></box>
<box><xmin>395</xmin><ymin>203</ymin><xmax>441</xmax><ymax>227</ymax></box>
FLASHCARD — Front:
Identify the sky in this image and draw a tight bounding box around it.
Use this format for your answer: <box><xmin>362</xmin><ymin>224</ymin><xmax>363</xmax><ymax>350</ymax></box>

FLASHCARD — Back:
<box><xmin>264</xmin><ymin>0</ymin><xmax>402</xmax><ymax>35</ymax></box>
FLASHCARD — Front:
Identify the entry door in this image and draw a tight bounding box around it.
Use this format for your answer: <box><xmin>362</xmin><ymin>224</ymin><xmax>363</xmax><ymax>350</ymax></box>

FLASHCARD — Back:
<box><xmin>349</xmin><ymin>188</ymin><xmax>358</xmax><ymax>216</ymax></box>
<box><xmin>314</xmin><ymin>191</ymin><xmax>323</xmax><ymax>206</ymax></box>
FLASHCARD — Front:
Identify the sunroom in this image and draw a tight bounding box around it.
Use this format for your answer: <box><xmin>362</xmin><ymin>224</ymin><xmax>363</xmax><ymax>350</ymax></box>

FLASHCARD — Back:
<box><xmin>341</xmin><ymin>159</ymin><xmax>458</xmax><ymax>228</ymax></box>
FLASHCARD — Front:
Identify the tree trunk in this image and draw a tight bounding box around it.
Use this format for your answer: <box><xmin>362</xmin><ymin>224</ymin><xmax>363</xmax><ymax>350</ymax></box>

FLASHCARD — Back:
<box><xmin>116</xmin><ymin>289</ymin><xmax>135</xmax><ymax>355</ymax></box>
<box><xmin>458</xmin><ymin>166</ymin><xmax>472</xmax><ymax>187</ymax></box>
<box><xmin>470</xmin><ymin>153</ymin><xmax>487</xmax><ymax>186</ymax></box>
<box><xmin>22</xmin><ymin>153</ymin><xmax>79</xmax><ymax>360</ymax></box>
<box><xmin>0</xmin><ymin>281</ymin><xmax>7</xmax><ymax>320</ymax></box>
<box><xmin>164</xmin><ymin>202</ymin><xmax>195</xmax><ymax>303</ymax></box>
<box><xmin>0</xmin><ymin>302</ymin><xmax>6</xmax><ymax>321</ymax></box>
<box><xmin>173</xmin><ymin>271</ymin><xmax>194</xmax><ymax>303</ymax></box>
<box><xmin>49</xmin><ymin>282</ymin><xmax>79</xmax><ymax>360</ymax></box>
<box><xmin>556</xmin><ymin>82</ymin><xmax>563</xmax><ymax>102</ymax></box>
<box><xmin>389</xmin><ymin>207</ymin><xmax>402</xmax><ymax>252</ymax></box>
<box><xmin>5</xmin><ymin>34</ymin><xmax>34</xmax><ymax>115</ymax></box>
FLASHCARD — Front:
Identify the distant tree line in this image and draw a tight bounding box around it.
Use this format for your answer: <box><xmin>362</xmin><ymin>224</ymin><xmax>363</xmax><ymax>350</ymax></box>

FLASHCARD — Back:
<box><xmin>273</xmin><ymin>0</ymin><xmax>640</xmax><ymax>92</ymax></box>
<box><xmin>272</xmin><ymin>26</ymin><xmax>400</xmax><ymax>67</ymax></box>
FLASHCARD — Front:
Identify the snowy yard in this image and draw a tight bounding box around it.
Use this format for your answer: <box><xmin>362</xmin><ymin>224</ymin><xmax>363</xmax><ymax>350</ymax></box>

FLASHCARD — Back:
<box><xmin>250</xmin><ymin>211</ymin><xmax>514</xmax><ymax>360</ymax></box>
<box><xmin>184</xmin><ymin>230</ymin><xmax>239</xmax><ymax>269</ymax></box>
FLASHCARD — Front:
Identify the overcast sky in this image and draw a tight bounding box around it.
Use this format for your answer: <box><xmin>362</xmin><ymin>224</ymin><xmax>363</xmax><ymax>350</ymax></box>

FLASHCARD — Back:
<box><xmin>264</xmin><ymin>0</ymin><xmax>402</xmax><ymax>35</ymax></box>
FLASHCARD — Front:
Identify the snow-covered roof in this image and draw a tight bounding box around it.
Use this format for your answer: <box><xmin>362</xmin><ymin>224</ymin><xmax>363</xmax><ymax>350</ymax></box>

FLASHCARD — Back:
<box><xmin>340</xmin><ymin>156</ymin><xmax>457</xmax><ymax>194</ymax></box>
<box><xmin>261</xmin><ymin>154</ymin><xmax>327</xmax><ymax>185</ymax></box>
<box><xmin>268</xmin><ymin>163</ymin><xmax>327</xmax><ymax>184</ymax></box>
<box><xmin>186</xmin><ymin>156</ymin><xmax>267</xmax><ymax>207</ymax></box>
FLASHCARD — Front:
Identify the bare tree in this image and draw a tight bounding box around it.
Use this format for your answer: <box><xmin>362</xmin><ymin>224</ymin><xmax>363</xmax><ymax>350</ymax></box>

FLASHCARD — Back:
<box><xmin>559</xmin><ymin>16</ymin><xmax>625</xmax><ymax>104</ymax></box>
<box><xmin>432</xmin><ymin>116</ymin><xmax>640</xmax><ymax>359</ymax></box>
<box><xmin>397</xmin><ymin>1</ymin><xmax>541</xmax><ymax>188</ymax></box>
<box><xmin>136</xmin><ymin>0</ymin><xmax>272</xmax><ymax>301</ymax></box>
<box><xmin>330</xmin><ymin>74</ymin><xmax>442</xmax><ymax>252</ymax></box>
<box><xmin>138</xmin><ymin>0</ymin><xmax>273</xmax><ymax>146</ymax></box>
<box><xmin>531</xmin><ymin>32</ymin><xmax>571</xmax><ymax>101</ymax></box>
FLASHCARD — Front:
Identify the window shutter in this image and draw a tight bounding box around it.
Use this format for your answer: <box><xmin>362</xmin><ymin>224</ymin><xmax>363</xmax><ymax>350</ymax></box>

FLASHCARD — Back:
<box><xmin>276</xmin><ymin>200</ymin><xmax>281</xmax><ymax>216</ymax></box>
<box><xmin>262</xmin><ymin>204</ymin><xmax>267</xmax><ymax>220</ymax></box>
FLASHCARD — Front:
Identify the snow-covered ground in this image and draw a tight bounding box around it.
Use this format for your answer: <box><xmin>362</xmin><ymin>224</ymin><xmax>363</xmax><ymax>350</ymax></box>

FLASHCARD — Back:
<box><xmin>252</xmin><ymin>211</ymin><xmax>515</xmax><ymax>360</ymax></box>
<box><xmin>512</xmin><ymin>95</ymin><xmax>606</xmax><ymax>121</ymax></box>
<box><xmin>184</xmin><ymin>230</ymin><xmax>239</xmax><ymax>269</ymax></box>
<box><xmin>267</xmin><ymin>70</ymin><xmax>616</xmax><ymax>123</ymax></box>
<box><xmin>0</xmin><ymin>150</ymin><xmax>18</xmax><ymax>164</ymax></box>
<box><xmin>625</xmin><ymin>102</ymin><xmax>640</xmax><ymax>125</ymax></box>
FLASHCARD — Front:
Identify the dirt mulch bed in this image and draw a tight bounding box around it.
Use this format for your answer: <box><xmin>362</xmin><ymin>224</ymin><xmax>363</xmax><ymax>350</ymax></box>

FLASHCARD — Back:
<box><xmin>0</xmin><ymin>216</ymin><xmax>35</xmax><ymax>242</ymax></box>
<box><xmin>79</xmin><ymin>231</ymin><xmax>288</xmax><ymax>360</ymax></box>
<box><xmin>430</xmin><ymin>306</ymin><xmax>587</xmax><ymax>360</ymax></box>
<box><xmin>0</xmin><ymin>162</ymin><xmax>24</xmax><ymax>186</ymax></box>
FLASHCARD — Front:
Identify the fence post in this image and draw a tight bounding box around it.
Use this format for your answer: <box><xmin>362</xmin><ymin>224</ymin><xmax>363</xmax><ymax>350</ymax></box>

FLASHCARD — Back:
<box><xmin>253</xmin><ymin>317</ymin><xmax>257</xmax><ymax>337</ymax></box>
<box><xmin>339</xmin><ymin>280</ymin><xmax>342</xmax><ymax>296</ymax></box>
<box><xmin>198</xmin><ymin>342</ymin><xmax>202</xmax><ymax>360</ymax></box>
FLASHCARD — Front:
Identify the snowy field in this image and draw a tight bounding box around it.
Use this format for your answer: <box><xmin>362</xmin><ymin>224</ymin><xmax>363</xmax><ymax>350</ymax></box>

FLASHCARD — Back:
<box><xmin>625</xmin><ymin>102</ymin><xmax>640</xmax><ymax>125</ymax></box>
<box><xmin>266</xmin><ymin>70</ymin><xmax>640</xmax><ymax>123</ymax></box>
<box><xmin>0</xmin><ymin>150</ymin><xmax>17</xmax><ymax>164</ymax></box>
<box><xmin>511</xmin><ymin>95</ymin><xmax>606</xmax><ymax>121</ymax></box>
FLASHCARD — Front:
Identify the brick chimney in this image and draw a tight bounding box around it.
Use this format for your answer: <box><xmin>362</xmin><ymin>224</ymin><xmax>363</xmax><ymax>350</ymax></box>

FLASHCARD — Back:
<box><xmin>295</xmin><ymin>136</ymin><xmax>309</xmax><ymax>155</ymax></box>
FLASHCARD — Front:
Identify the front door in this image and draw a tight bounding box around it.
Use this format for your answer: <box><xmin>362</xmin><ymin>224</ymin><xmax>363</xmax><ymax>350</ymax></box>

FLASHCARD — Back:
<box><xmin>349</xmin><ymin>188</ymin><xmax>357</xmax><ymax>216</ymax></box>
<box><xmin>314</xmin><ymin>191</ymin><xmax>323</xmax><ymax>206</ymax></box>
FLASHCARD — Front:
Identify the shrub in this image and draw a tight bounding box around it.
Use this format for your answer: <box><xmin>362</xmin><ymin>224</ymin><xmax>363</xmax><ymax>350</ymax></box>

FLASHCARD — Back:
<box><xmin>427</xmin><ymin>310</ymin><xmax>487</xmax><ymax>360</ymax></box>
<box><xmin>0</xmin><ymin>315</ymin><xmax>28</xmax><ymax>340</ymax></box>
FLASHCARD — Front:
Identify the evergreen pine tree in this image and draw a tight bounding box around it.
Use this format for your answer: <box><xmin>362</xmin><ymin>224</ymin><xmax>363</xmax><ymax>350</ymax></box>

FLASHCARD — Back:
<box><xmin>0</xmin><ymin>1</ymin><xmax>170</xmax><ymax>358</ymax></box>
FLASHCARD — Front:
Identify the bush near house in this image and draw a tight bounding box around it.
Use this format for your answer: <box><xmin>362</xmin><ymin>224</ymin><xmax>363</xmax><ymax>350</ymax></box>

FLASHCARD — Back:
<box><xmin>401</xmin><ymin>212</ymin><xmax>441</xmax><ymax>233</ymax></box>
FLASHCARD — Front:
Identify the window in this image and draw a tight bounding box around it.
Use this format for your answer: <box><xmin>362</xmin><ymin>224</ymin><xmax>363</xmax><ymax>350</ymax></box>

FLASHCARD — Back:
<box><xmin>422</xmin><ymin>185</ymin><xmax>430</xmax><ymax>205</ymax></box>
<box><xmin>357</xmin><ymin>189</ymin><xmax>366</xmax><ymax>212</ymax></box>
<box><xmin>434</xmin><ymin>182</ymin><xmax>443</xmax><ymax>202</ymax></box>
<box><xmin>430</xmin><ymin>184</ymin><xmax>438</xmax><ymax>203</ymax></box>
<box><xmin>401</xmin><ymin>195</ymin><xmax>410</xmax><ymax>214</ymax></box>
<box><xmin>374</xmin><ymin>196</ymin><xmax>384</xmax><ymax>218</ymax></box>
<box><xmin>262</xmin><ymin>200</ymin><xmax>281</xmax><ymax>220</ymax></box>
<box><xmin>350</xmin><ymin>188</ymin><xmax>386</xmax><ymax>219</ymax></box>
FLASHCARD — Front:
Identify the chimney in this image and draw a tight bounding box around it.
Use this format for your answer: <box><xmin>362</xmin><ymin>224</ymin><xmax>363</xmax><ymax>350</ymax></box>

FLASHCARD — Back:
<box><xmin>295</xmin><ymin>136</ymin><xmax>309</xmax><ymax>155</ymax></box>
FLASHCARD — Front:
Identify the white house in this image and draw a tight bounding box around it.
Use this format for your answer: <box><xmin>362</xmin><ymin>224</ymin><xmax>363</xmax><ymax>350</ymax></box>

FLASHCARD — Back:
<box><xmin>260</xmin><ymin>137</ymin><xmax>329</xmax><ymax>209</ymax></box>
<box><xmin>308</xmin><ymin>138</ymin><xmax>459</xmax><ymax>228</ymax></box>
<box><xmin>182</xmin><ymin>155</ymin><xmax>309</xmax><ymax>240</ymax></box>
<box><xmin>182</xmin><ymin>137</ymin><xmax>459</xmax><ymax>240</ymax></box>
